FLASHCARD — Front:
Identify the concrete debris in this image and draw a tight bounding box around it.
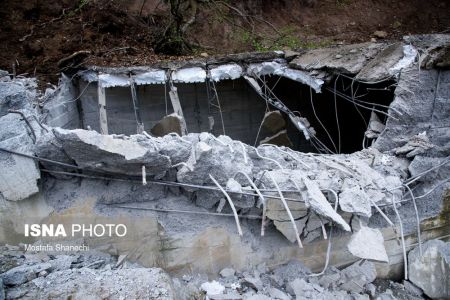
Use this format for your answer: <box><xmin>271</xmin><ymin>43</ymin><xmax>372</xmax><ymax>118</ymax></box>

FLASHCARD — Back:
<box><xmin>408</xmin><ymin>240</ymin><xmax>450</xmax><ymax>299</ymax></box>
<box><xmin>0</xmin><ymin>77</ymin><xmax>35</xmax><ymax>118</ymax></box>
<box><xmin>53</xmin><ymin>128</ymin><xmax>171</xmax><ymax>177</ymax></box>
<box><xmin>338</xmin><ymin>260</ymin><xmax>377</xmax><ymax>294</ymax></box>
<box><xmin>0</xmin><ymin>248</ymin><xmax>174</xmax><ymax>300</ymax></box>
<box><xmin>348</xmin><ymin>226</ymin><xmax>389</xmax><ymax>262</ymax></box>
<box><xmin>150</xmin><ymin>113</ymin><xmax>183</xmax><ymax>137</ymax></box>
<box><xmin>1</xmin><ymin>262</ymin><xmax>52</xmax><ymax>286</ymax></box>
<box><xmin>394</xmin><ymin>132</ymin><xmax>434</xmax><ymax>158</ymax></box>
<box><xmin>201</xmin><ymin>280</ymin><xmax>226</xmax><ymax>296</ymax></box>
<box><xmin>289</xmin><ymin>42</ymin><xmax>384</xmax><ymax>74</ymax></box>
<box><xmin>365</xmin><ymin>111</ymin><xmax>386</xmax><ymax>139</ymax></box>
<box><xmin>339</xmin><ymin>178</ymin><xmax>372</xmax><ymax>217</ymax></box>
<box><xmin>268</xmin><ymin>287</ymin><xmax>290</xmax><ymax>300</ymax></box>
<box><xmin>0</xmin><ymin>113</ymin><xmax>40</xmax><ymax>201</ymax></box>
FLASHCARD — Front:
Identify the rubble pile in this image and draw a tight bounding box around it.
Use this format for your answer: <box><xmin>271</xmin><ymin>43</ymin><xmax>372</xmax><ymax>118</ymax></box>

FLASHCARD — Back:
<box><xmin>0</xmin><ymin>245</ymin><xmax>174</xmax><ymax>300</ymax></box>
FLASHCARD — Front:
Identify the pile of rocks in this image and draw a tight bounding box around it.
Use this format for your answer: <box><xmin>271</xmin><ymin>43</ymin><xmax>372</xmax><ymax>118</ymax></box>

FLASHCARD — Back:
<box><xmin>0</xmin><ymin>245</ymin><xmax>174</xmax><ymax>300</ymax></box>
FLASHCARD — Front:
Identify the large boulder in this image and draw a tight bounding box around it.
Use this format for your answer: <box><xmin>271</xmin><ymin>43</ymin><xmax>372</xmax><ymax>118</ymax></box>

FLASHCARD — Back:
<box><xmin>408</xmin><ymin>240</ymin><xmax>450</xmax><ymax>299</ymax></box>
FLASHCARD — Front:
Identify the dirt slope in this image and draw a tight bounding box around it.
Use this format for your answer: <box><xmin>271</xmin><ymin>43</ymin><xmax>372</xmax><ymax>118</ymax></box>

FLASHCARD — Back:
<box><xmin>0</xmin><ymin>0</ymin><xmax>449</xmax><ymax>84</ymax></box>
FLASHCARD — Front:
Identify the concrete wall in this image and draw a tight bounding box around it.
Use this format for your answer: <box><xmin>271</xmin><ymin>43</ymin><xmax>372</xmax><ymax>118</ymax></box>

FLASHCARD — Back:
<box><xmin>79</xmin><ymin>79</ymin><xmax>271</xmax><ymax>145</ymax></box>
<box><xmin>43</xmin><ymin>76</ymin><xmax>81</xmax><ymax>129</ymax></box>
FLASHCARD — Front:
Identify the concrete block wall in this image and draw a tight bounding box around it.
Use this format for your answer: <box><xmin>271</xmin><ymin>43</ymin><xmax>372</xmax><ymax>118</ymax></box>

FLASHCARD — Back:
<box><xmin>78</xmin><ymin>79</ymin><xmax>270</xmax><ymax>146</ymax></box>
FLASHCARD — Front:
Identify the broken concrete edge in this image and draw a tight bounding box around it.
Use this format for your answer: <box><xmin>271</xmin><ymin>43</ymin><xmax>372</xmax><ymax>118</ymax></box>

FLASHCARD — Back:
<box><xmin>75</xmin><ymin>34</ymin><xmax>450</xmax><ymax>90</ymax></box>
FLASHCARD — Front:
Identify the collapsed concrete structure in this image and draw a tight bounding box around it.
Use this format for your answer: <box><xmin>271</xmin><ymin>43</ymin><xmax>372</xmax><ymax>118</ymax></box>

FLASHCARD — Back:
<box><xmin>0</xmin><ymin>34</ymin><xmax>449</xmax><ymax>299</ymax></box>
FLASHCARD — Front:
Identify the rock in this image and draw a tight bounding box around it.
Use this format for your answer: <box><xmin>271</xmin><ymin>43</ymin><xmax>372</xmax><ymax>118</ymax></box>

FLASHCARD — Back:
<box><xmin>272</xmin><ymin>260</ymin><xmax>311</xmax><ymax>284</ymax></box>
<box><xmin>220</xmin><ymin>268</ymin><xmax>236</xmax><ymax>278</ymax></box>
<box><xmin>150</xmin><ymin>113</ymin><xmax>183</xmax><ymax>137</ymax></box>
<box><xmin>374</xmin><ymin>31</ymin><xmax>388</xmax><ymax>39</ymax></box>
<box><xmin>177</xmin><ymin>136</ymin><xmax>253</xmax><ymax>186</ymax></box>
<box><xmin>49</xmin><ymin>255</ymin><xmax>75</xmax><ymax>271</ymax></box>
<box><xmin>318</xmin><ymin>272</ymin><xmax>340</xmax><ymax>289</ymax></box>
<box><xmin>402</xmin><ymin>280</ymin><xmax>423</xmax><ymax>297</ymax></box>
<box><xmin>408</xmin><ymin>240</ymin><xmax>450</xmax><ymax>299</ymax></box>
<box><xmin>339</xmin><ymin>179</ymin><xmax>372</xmax><ymax>217</ymax></box>
<box><xmin>266</xmin><ymin>196</ymin><xmax>308</xmax><ymax>221</ymax></box>
<box><xmin>210</xmin><ymin>293</ymin><xmax>243</xmax><ymax>299</ymax></box>
<box><xmin>302</xmin><ymin>176</ymin><xmax>351</xmax><ymax>231</ymax></box>
<box><xmin>201</xmin><ymin>280</ymin><xmax>225</xmax><ymax>296</ymax></box>
<box><xmin>259</xmin><ymin>130</ymin><xmax>293</xmax><ymax>148</ymax></box>
<box><xmin>339</xmin><ymin>260</ymin><xmax>377</xmax><ymax>294</ymax></box>
<box><xmin>1</xmin><ymin>262</ymin><xmax>52</xmax><ymax>286</ymax></box>
<box><xmin>261</xmin><ymin>111</ymin><xmax>286</xmax><ymax>133</ymax></box>
<box><xmin>394</xmin><ymin>132</ymin><xmax>434</xmax><ymax>158</ymax></box>
<box><xmin>347</xmin><ymin>226</ymin><xmax>389</xmax><ymax>263</ymax></box>
<box><xmin>365</xmin><ymin>111</ymin><xmax>386</xmax><ymax>138</ymax></box>
<box><xmin>0</xmin><ymin>114</ymin><xmax>40</xmax><ymax>201</ymax></box>
<box><xmin>242</xmin><ymin>276</ymin><xmax>263</xmax><ymax>291</ymax></box>
<box><xmin>375</xmin><ymin>289</ymin><xmax>397</xmax><ymax>300</ymax></box>
<box><xmin>53</xmin><ymin>128</ymin><xmax>171</xmax><ymax>177</ymax></box>
<box><xmin>273</xmin><ymin>217</ymin><xmax>308</xmax><ymax>243</ymax></box>
<box><xmin>0</xmin><ymin>78</ymin><xmax>35</xmax><ymax>117</ymax></box>
<box><xmin>287</xmin><ymin>278</ymin><xmax>316</xmax><ymax>298</ymax></box>
<box><xmin>268</xmin><ymin>287</ymin><xmax>290</xmax><ymax>300</ymax></box>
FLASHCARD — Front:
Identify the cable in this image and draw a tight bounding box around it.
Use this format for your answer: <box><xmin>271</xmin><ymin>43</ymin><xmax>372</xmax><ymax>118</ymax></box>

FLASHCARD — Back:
<box><xmin>309</xmin><ymin>87</ymin><xmax>338</xmax><ymax>153</ymax></box>
<box><xmin>333</xmin><ymin>75</ymin><xmax>342</xmax><ymax>153</ymax></box>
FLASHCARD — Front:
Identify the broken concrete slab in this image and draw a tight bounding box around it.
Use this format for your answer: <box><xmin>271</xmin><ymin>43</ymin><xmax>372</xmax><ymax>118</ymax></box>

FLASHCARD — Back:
<box><xmin>348</xmin><ymin>226</ymin><xmax>389</xmax><ymax>263</ymax></box>
<box><xmin>408</xmin><ymin>240</ymin><xmax>450</xmax><ymax>299</ymax></box>
<box><xmin>0</xmin><ymin>114</ymin><xmax>40</xmax><ymax>201</ymax></box>
<box><xmin>53</xmin><ymin>128</ymin><xmax>171</xmax><ymax>177</ymax></box>
<box><xmin>289</xmin><ymin>43</ymin><xmax>385</xmax><ymax>74</ymax></box>
<box><xmin>339</xmin><ymin>179</ymin><xmax>372</xmax><ymax>218</ymax></box>
<box><xmin>273</xmin><ymin>217</ymin><xmax>308</xmax><ymax>243</ymax></box>
<box><xmin>150</xmin><ymin>113</ymin><xmax>183</xmax><ymax>137</ymax></box>
<box><xmin>356</xmin><ymin>43</ymin><xmax>405</xmax><ymax>81</ymax></box>
<box><xmin>1</xmin><ymin>262</ymin><xmax>52</xmax><ymax>286</ymax></box>
<box><xmin>0</xmin><ymin>78</ymin><xmax>35</xmax><ymax>118</ymax></box>
<box><xmin>339</xmin><ymin>260</ymin><xmax>377</xmax><ymax>294</ymax></box>
<box><xmin>394</xmin><ymin>132</ymin><xmax>434</xmax><ymax>158</ymax></box>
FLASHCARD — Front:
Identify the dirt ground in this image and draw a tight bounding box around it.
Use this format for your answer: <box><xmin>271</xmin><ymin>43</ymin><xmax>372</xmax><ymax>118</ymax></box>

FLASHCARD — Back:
<box><xmin>0</xmin><ymin>0</ymin><xmax>449</xmax><ymax>85</ymax></box>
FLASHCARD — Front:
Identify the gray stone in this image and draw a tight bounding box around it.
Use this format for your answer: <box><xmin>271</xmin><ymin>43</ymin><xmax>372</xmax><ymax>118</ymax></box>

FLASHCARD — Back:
<box><xmin>318</xmin><ymin>273</ymin><xmax>341</xmax><ymax>289</ymax></box>
<box><xmin>339</xmin><ymin>261</ymin><xmax>377</xmax><ymax>294</ymax></box>
<box><xmin>402</xmin><ymin>280</ymin><xmax>423</xmax><ymax>297</ymax></box>
<box><xmin>268</xmin><ymin>287</ymin><xmax>290</xmax><ymax>300</ymax></box>
<box><xmin>177</xmin><ymin>137</ymin><xmax>253</xmax><ymax>186</ymax></box>
<box><xmin>1</xmin><ymin>263</ymin><xmax>52</xmax><ymax>286</ymax></box>
<box><xmin>272</xmin><ymin>260</ymin><xmax>311</xmax><ymax>284</ymax></box>
<box><xmin>0</xmin><ymin>114</ymin><xmax>40</xmax><ymax>201</ymax></box>
<box><xmin>347</xmin><ymin>227</ymin><xmax>389</xmax><ymax>263</ymax></box>
<box><xmin>287</xmin><ymin>278</ymin><xmax>316</xmax><ymax>298</ymax></box>
<box><xmin>357</xmin><ymin>43</ymin><xmax>404</xmax><ymax>81</ymax></box>
<box><xmin>151</xmin><ymin>113</ymin><xmax>183</xmax><ymax>137</ymax></box>
<box><xmin>0</xmin><ymin>79</ymin><xmax>35</xmax><ymax>117</ymax></box>
<box><xmin>273</xmin><ymin>217</ymin><xmax>308</xmax><ymax>243</ymax></box>
<box><xmin>339</xmin><ymin>184</ymin><xmax>372</xmax><ymax>217</ymax></box>
<box><xmin>219</xmin><ymin>267</ymin><xmax>236</xmax><ymax>278</ymax></box>
<box><xmin>408</xmin><ymin>240</ymin><xmax>450</xmax><ymax>299</ymax></box>
<box><xmin>49</xmin><ymin>255</ymin><xmax>75</xmax><ymax>272</ymax></box>
<box><xmin>53</xmin><ymin>128</ymin><xmax>171</xmax><ymax>177</ymax></box>
<box><xmin>242</xmin><ymin>276</ymin><xmax>263</xmax><ymax>291</ymax></box>
<box><xmin>375</xmin><ymin>289</ymin><xmax>397</xmax><ymax>300</ymax></box>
